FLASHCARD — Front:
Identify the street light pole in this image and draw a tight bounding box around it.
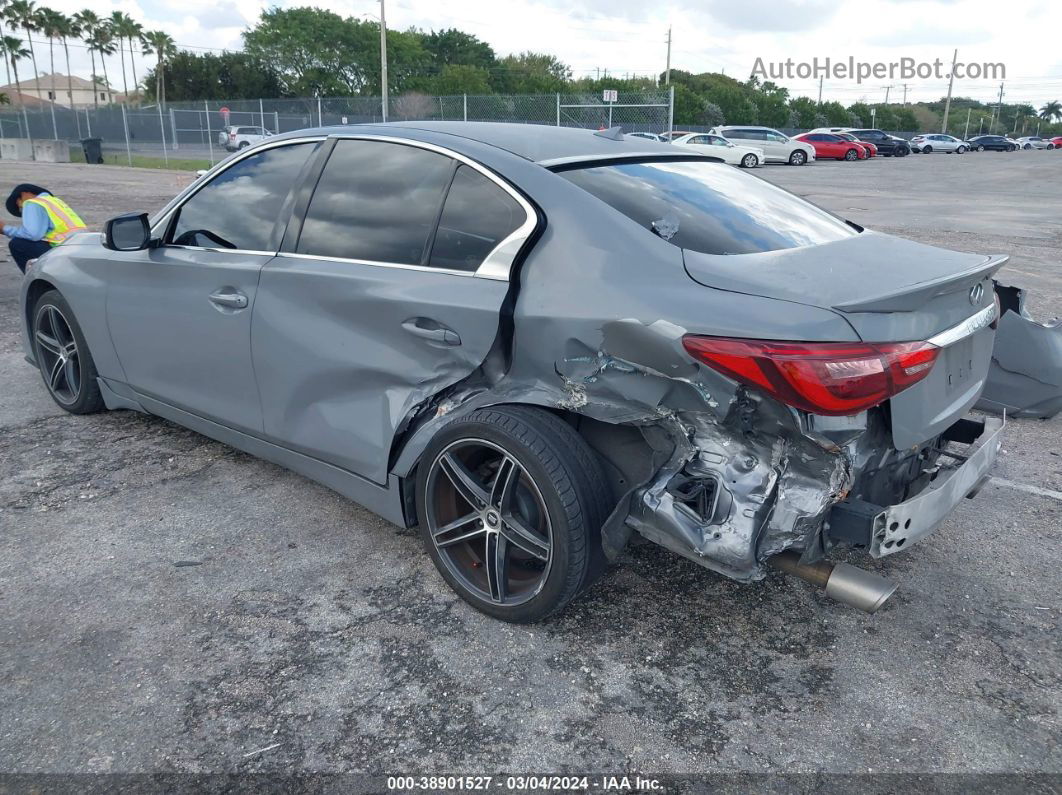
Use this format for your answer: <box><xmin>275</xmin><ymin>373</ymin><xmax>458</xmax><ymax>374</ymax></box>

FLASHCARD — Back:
<box><xmin>664</xmin><ymin>26</ymin><xmax>671</xmax><ymax>85</ymax></box>
<box><xmin>941</xmin><ymin>49</ymin><xmax>958</xmax><ymax>133</ymax></box>
<box><xmin>379</xmin><ymin>0</ymin><xmax>389</xmax><ymax>122</ymax></box>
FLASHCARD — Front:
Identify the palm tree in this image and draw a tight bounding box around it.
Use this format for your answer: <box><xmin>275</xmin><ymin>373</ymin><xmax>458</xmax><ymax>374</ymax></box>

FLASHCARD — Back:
<box><xmin>38</xmin><ymin>6</ymin><xmax>63</xmax><ymax>136</ymax></box>
<box><xmin>0</xmin><ymin>2</ymin><xmax>13</xmax><ymax>89</ymax></box>
<box><xmin>124</xmin><ymin>17</ymin><xmax>142</xmax><ymax>95</ymax></box>
<box><xmin>73</xmin><ymin>9</ymin><xmax>100</xmax><ymax>108</ymax></box>
<box><xmin>1039</xmin><ymin>100</ymin><xmax>1062</xmax><ymax>123</ymax></box>
<box><xmin>142</xmin><ymin>30</ymin><xmax>174</xmax><ymax>108</ymax></box>
<box><xmin>5</xmin><ymin>1</ymin><xmax>40</xmax><ymax>99</ymax></box>
<box><xmin>3</xmin><ymin>33</ymin><xmax>32</xmax><ymax>143</ymax></box>
<box><xmin>84</xmin><ymin>25</ymin><xmax>114</xmax><ymax>104</ymax></box>
<box><xmin>107</xmin><ymin>11</ymin><xmax>141</xmax><ymax>102</ymax></box>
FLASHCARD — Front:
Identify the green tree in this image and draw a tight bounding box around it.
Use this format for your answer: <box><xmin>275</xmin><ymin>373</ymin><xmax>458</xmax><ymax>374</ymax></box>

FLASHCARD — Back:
<box><xmin>819</xmin><ymin>100</ymin><xmax>849</xmax><ymax>126</ymax></box>
<box><xmin>1040</xmin><ymin>100</ymin><xmax>1061</xmax><ymax>122</ymax></box>
<box><xmin>847</xmin><ymin>102</ymin><xmax>871</xmax><ymax>127</ymax></box>
<box><xmin>700</xmin><ymin>100</ymin><xmax>724</xmax><ymax>127</ymax></box>
<box><xmin>422</xmin><ymin>28</ymin><xmax>494</xmax><ymax>71</ymax></box>
<box><xmin>491</xmin><ymin>51</ymin><xmax>570</xmax><ymax>93</ymax></box>
<box><xmin>4</xmin><ymin>1</ymin><xmax>40</xmax><ymax>98</ymax></box>
<box><xmin>788</xmin><ymin>96</ymin><xmax>819</xmax><ymax>128</ymax></box>
<box><xmin>142</xmin><ymin>30</ymin><xmax>175</xmax><ymax>107</ymax></box>
<box><xmin>894</xmin><ymin>107</ymin><xmax>918</xmax><ymax>131</ymax></box>
<box><xmin>430</xmin><ymin>63</ymin><xmax>490</xmax><ymax>95</ymax></box>
<box><xmin>142</xmin><ymin>50</ymin><xmax>282</xmax><ymax>101</ymax></box>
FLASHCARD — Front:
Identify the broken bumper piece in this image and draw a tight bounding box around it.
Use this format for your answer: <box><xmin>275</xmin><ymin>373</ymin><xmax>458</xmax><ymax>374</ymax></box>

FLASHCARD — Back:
<box><xmin>827</xmin><ymin>415</ymin><xmax>1004</xmax><ymax>557</ymax></box>
<box><xmin>976</xmin><ymin>282</ymin><xmax>1062</xmax><ymax>419</ymax></box>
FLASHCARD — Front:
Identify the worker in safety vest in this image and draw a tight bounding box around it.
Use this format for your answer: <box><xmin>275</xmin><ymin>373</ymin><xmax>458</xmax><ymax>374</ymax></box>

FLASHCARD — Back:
<box><xmin>3</xmin><ymin>183</ymin><xmax>87</xmax><ymax>274</ymax></box>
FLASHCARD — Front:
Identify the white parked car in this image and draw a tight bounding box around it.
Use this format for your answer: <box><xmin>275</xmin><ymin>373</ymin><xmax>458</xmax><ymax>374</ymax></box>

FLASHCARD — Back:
<box><xmin>910</xmin><ymin>134</ymin><xmax>968</xmax><ymax>154</ymax></box>
<box><xmin>626</xmin><ymin>131</ymin><xmax>666</xmax><ymax>142</ymax></box>
<box><xmin>709</xmin><ymin>125</ymin><xmax>816</xmax><ymax>165</ymax></box>
<box><xmin>219</xmin><ymin>125</ymin><xmax>273</xmax><ymax>151</ymax></box>
<box><xmin>671</xmin><ymin>133</ymin><xmax>765</xmax><ymax>168</ymax></box>
<box><xmin>1017</xmin><ymin>136</ymin><xmax>1055</xmax><ymax>150</ymax></box>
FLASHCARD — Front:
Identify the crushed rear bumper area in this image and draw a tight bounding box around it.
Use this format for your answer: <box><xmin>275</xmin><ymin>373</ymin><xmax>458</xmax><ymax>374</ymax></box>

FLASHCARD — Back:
<box><xmin>825</xmin><ymin>415</ymin><xmax>1004</xmax><ymax>557</ymax></box>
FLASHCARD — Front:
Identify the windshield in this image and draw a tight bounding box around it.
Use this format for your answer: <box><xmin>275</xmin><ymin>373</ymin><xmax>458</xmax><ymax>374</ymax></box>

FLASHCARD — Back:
<box><xmin>557</xmin><ymin>158</ymin><xmax>859</xmax><ymax>255</ymax></box>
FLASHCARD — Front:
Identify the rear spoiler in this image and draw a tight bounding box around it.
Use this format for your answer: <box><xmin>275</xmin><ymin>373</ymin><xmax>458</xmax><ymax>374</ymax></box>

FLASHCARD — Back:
<box><xmin>832</xmin><ymin>255</ymin><xmax>1009</xmax><ymax>314</ymax></box>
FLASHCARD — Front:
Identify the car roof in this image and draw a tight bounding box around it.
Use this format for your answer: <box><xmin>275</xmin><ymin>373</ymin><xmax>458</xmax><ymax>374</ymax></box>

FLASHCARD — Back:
<box><xmin>270</xmin><ymin>121</ymin><xmax>680</xmax><ymax>165</ymax></box>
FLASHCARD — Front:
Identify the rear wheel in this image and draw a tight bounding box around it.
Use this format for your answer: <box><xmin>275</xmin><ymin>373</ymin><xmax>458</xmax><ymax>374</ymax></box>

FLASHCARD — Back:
<box><xmin>844</xmin><ymin>148</ymin><xmax>859</xmax><ymax>161</ymax></box>
<box><xmin>740</xmin><ymin>153</ymin><xmax>758</xmax><ymax>168</ymax></box>
<box><xmin>32</xmin><ymin>290</ymin><xmax>104</xmax><ymax>415</ymax></box>
<box><xmin>788</xmin><ymin>149</ymin><xmax>806</xmax><ymax>165</ymax></box>
<box><xmin>238</xmin><ymin>141</ymin><xmax>250</xmax><ymax>149</ymax></box>
<box><xmin>922</xmin><ymin>145</ymin><xmax>932</xmax><ymax>154</ymax></box>
<box><xmin>1024</xmin><ymin>143</ymin><xmax>1032</xmax><ymax>150</ymax></box>
<box><xmin>416</xmin><ymin>406</ymin><xmax>610</xmax><ymax>623</ymax></box>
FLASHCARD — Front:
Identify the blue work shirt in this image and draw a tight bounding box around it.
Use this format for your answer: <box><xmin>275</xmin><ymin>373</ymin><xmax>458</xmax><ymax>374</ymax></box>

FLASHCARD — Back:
<box><xmin>3</xmin><ymin>192</ymin><xmax>54</xmax><ymax>241</ymax></box>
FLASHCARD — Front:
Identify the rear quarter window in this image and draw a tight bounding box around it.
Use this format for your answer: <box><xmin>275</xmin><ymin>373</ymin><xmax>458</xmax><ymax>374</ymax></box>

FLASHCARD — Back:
<box><xmin>556</xmin><ymin>158</ymin><xmax>858</xmax><ymax>256</ymax></box>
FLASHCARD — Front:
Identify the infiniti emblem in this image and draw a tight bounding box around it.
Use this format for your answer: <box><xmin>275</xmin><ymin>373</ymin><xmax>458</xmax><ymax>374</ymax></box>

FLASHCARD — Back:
<box><xmin>969</xmin><ymin>283</ymin><xmax>984</xmax><ymax>305</ymax></box>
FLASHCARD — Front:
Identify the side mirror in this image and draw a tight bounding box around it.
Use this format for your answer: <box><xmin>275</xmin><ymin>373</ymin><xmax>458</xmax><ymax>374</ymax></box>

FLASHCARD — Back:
<box><xmin>104</xmin><ymin>212</ymin><xmax>151</xmax><ymax>251</ymax></box>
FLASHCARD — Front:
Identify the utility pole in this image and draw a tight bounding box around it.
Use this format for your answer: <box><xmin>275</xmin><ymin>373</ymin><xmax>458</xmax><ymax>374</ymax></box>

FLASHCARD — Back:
<box><xmin>664</xmin><ymin>26</ymin><xmax>671</xmax><ymax>85</ymax></box>
<box><xmin>883</xmin><ymin>85</ymin><xmax>891</xmax><ymax>105</ymax></box>
<box><xmin>963</xmin><ymin>107</ymin><xmax>971</xmax><ymax>139</ymax></box>
<box><xmin>902</xmin><ymin>83</ymin><xmax>908</xmax><ymax>104</ymax></box>
<box><xmin>379</xmin><ymin>0</ymin><xmax>388</xmax><ymax>122</ymax></box>
<box><xmin>943</xmin><ymin>49</ymin><xmax>960</xmax><ymax>132</ymax></box>
<box><xmin>817</xmin><ymin>75</ymin><xmax>823</xmax><ymax>105</ymax></box>
<box><xmin>990</xmin><ymin>81</ymin><xmax>1003</xmax><ymax>133</ymax></box>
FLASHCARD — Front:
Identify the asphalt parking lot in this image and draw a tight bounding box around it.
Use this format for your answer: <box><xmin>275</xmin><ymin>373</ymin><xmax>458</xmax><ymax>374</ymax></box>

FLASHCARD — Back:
<box><xmin>1</xmin><ymin>151</ymin><xmax>1059</xmax><ymax>778</ymax></box>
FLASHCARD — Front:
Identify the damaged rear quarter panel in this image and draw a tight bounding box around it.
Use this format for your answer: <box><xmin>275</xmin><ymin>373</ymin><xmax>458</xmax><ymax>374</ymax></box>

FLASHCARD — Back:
<box><xmin>394</xmin><ymin>166</ymin><xmax>866</xmax><ymax>580</ymax></box>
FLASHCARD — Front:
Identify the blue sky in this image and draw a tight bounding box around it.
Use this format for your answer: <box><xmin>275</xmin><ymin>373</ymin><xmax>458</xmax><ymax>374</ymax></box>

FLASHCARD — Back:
<box><xmin>7</xmin><ymin>0</ymin><xmax>1062</xmax><ymax>107</ymax></box>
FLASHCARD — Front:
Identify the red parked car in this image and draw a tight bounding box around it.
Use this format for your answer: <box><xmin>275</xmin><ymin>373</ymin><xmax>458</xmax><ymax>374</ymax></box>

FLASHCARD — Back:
<box><xmin>793</xmin><ymin>133</ymin><xmax>866</xmax><ymax>161</ymax></box>
<box><xmin>835</xmin><ymin>132</ymin><xmax>876</xmax><ymax>157</ymax></box>
<box><xmin>1050</xmin><ymin>136</ymin><xmax>1062</xmax><ymax>149</ymax></box>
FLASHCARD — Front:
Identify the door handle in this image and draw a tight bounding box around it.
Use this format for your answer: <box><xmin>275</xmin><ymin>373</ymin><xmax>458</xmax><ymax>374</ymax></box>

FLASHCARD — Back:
<box><xmin>402</xmin><ymin>318</ymin><xmax>461</xmax><ymax>346</ymax></box>
<box><xmin>209</xmin><ymin>290</ymin><xmax>248</xmax><ymax>309</ymax></box>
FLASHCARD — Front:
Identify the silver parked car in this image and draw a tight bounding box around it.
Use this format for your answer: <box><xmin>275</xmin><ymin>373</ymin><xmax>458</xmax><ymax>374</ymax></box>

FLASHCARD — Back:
<box><xmin>1017</xmin><ymin>136</ymin><xmax>1055</xmax><ymax>150</ymax></box>
<box><xmin>910</xmin><ymin>134</ymin><xmax>968</xmax><ymax>154</ymax></box>
<box><xmin>219</xmin><ymin>125</ymin><xmax>273</xmax><ymax>151</ymax></box>
<box><xmin>21</xmin><ymin>123</ymin><xmax>1005</xmax><ymax>622</ymax></box>
<box><xmin>709</xmin><ymin>125</ymin><xmax>816</xmax><ymax>165</ymax></box>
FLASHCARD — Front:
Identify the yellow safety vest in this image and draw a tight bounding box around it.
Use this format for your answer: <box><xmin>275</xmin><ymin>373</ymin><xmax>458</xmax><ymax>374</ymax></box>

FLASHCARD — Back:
<box><xmin>24</xmin><ymin>195</ymin><xmax>87</xmax><ymax>246</ymax></box>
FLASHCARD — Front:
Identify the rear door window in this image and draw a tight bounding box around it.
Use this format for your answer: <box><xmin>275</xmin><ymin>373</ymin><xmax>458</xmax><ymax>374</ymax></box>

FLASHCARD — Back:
<box><xmin>428</xmin><ymin>166</ymin><xmax>526</xmax><ymax>272</ymax></box>
<box><xmin>557</xmin><ymin>158</ymin><xmax>857</xmax><ymax>256</ymax></box>
<box><xmin>297</xmin><ymin>139</ymin><xmax>454</xmax><ymax>264</ymax></box>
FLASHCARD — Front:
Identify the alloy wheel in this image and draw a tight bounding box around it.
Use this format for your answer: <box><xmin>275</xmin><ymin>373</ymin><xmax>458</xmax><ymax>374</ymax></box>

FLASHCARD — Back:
<box><xmin>741</xmin><ymin>154</ymin><xmax>757</xmax><ymax>168</ymax></box>
<box><xmin>790</xmin><ymin>150</ymin><xmax>806</xmax><ymax>165</ymax></box>
<box><xmin>424</xmin><ymin>439</ymin><xmax>553</xmax><ymax>607</ymax></box>
<box><xmin>34</xmin><ymin>304</ymin><xmax>81</xmax><ymax>406</ymax></box>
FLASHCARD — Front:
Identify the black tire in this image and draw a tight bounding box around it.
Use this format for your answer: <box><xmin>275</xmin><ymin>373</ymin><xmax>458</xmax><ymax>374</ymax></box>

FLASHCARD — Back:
<box><xmin>895</xmin><ymin>147</ymin><xmax>908</xmax><ymax>157</ymax></box>
<box><xmin>416</xmin><ymin>405</ymin><xmax>611</xmax><ymax>623</ymax></box>
<box><xmin>844</xmin><ymin>148</ymin><xmax>859</xmax><ymax>161</ymax></box>
<box><xmin>977</xmin><ymin>145</ymin><xmax>985</xmax><ymax>152</ymax></box>
<box><xmin>922</xmin><ymin>145</ymin><xmax>932</xmax><ymax>154</ymax></box>
<box><xmin>32</xmin><ymin>290</ymin><xmax>105</xmax><ymax>414</ymax></box>
<box><xmin>788</xmin><ymin>149</ymin><xmax>807</xmax><ymax>165</ymax></box>
<box><xmin>1023</xmin><ymin>144</ymin><xmax>1031</xmax><ymax>150</ymax></box>
<box><xmin>238</xmin><ymin>141</ymin><xmax>250</xmax><ymax>149</ymax></box>
<box><xmin>740</xmin><ymin>153</ymin><xmax>758</xmax><ymax>168</ymax></box>
<box><xmin>956</xmin><ymin>146</ymin><xmax>966</xmax><ymax>154</ymax></box>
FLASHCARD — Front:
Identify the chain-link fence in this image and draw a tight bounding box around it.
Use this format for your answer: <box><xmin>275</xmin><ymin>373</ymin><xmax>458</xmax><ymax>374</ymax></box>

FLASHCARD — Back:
<box><xmin>0</xmin><ymin>90</ymin><xmax>673</xmax><ymax>168</ymax></box>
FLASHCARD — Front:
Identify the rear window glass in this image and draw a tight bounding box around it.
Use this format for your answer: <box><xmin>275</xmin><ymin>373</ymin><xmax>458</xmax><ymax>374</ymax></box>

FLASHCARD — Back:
<box><xmin>557</xmin><ymin>159</ymin><xmax>858</xmax><ymax>255</ymax></box>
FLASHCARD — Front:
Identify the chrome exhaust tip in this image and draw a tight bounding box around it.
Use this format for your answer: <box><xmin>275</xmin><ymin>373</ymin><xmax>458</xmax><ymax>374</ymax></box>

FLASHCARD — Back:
<box><xmin>824</xmin><ymin>562</ymin><xmax>897</xmax><ymax>614</ymax></box>
<box><xmin>768</xmin><ymin>551</ymin><xmax>897</xmax><ymax>614</ymax></box>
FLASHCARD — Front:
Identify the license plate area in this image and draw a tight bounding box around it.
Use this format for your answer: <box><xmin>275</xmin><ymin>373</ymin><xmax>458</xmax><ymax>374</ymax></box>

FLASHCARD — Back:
<box><xmin>942</xmin><ymin>336</ymin><xmax>975</xmax><ymax>394</ymax></box>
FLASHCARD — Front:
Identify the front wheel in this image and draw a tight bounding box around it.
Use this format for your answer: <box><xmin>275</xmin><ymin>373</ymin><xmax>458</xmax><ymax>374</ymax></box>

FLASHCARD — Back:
<box><xmin>977</xmin><ymin>145</ymin><xmax>986</xmax><ymax>151</ymax></box>
<box><xmin>32</xmin><ymin>290</ymin><xmax>105</xmax><ymax>414</ymax></box>
<box><xmin>844</xmin><ymin>148</ymin><xmax>859</xmax><ymax>161</ymax></box>
<box><xmin>956</xmin><ymin>146</ymin><xmax>967</xmax><ymax>154</ymax></box>
<box><xmin>740</xmin><ymin>153</ymin><xmax>759</xmax><ymax>168</ymax></box>
<box><xmin>788</xmin><ymin>149</ymin><xmax>807</xmax><ymax>165</ymax></box>
<box><xmin>416</xmin><ymin>406</ymin><xmax>610</xmax><ymax>623</ymax></box>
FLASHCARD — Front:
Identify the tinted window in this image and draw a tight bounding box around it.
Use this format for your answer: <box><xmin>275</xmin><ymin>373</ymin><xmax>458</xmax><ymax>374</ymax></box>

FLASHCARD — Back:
<box><xmin>429</xmin><ymin>166</ymin><xmax>526</xmax><ymax>272</ymax></box>
<box><xmin>738</xmin><ymin>129</ymin><xmax>767</xmax><ymax>141</ymax></box>
<box><xmin>170</xmin><ymin>142</ymin><xmax>318</xmax><ymax>250</ymax></box>
<box><xmin>766</xmin><ymin>131</ymin><xmax>788</xmax><ymax>142</ymax></box>
<box><xmin>706</xmin><ymin>136</ymin><xmax>729</xmax><ymax>146</ymax></box>
<box><xmin>558</xmin><ymin>159</ymin><xmax>858</xmax><ymax>256</ymax></box>
<box><xmin>298</xmin><ymin>139</ymin><xmax>454</xmax><ymax>264</ymax></box>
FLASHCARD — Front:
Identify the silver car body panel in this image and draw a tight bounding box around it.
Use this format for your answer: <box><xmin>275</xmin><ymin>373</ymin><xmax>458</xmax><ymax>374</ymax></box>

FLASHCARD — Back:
<box><xmin>20</xmin><ymin>121</ymin><xmax>1006</xmax><ymax>584</ymax></box>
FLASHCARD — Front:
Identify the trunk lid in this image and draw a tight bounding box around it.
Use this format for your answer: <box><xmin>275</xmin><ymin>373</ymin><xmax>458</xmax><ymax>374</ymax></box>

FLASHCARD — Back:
<box><xmin>683</xmin><ymin>231</ymin><xmax>1009</xmax><ymax>449</ymax></box>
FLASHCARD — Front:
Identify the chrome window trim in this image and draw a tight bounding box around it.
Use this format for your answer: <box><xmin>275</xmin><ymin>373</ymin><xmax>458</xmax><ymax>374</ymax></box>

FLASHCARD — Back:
<box><xmin>149</xmin><ymin>135</ymin><xmax>328</xmax><ymax>238</ymax></box>
<box><xmin>927</xmin><ymin>301</ymin><xmax>998</xmax><ymax>348</ymax></box>
<box><xmin>309</xmin><ymin>133</ymin><xmax>538</xmax><ymax>281</ymax></box>
<box><xmin>273</xmin><ymin>251</ymin><xmax>478</xmax><ymax>278</ymax></box>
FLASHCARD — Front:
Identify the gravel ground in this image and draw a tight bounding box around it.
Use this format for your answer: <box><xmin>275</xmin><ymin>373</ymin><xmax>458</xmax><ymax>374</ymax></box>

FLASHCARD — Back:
<box><xmin>0</xmin><ymin>152</ymin><xmax>1059</xmax><ymax>779</ymax></box>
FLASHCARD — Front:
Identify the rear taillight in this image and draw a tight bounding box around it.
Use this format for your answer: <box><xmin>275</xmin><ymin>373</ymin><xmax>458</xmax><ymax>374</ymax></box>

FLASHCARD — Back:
<box><xmin>229</xmin><ymin>132</ymin><xmax>236</xmax><ymax>140</ymax></box>
<box><xmin>681</xmin><ymin>336</ymin><xmax>940</xmax><ymax>416</ymax></box>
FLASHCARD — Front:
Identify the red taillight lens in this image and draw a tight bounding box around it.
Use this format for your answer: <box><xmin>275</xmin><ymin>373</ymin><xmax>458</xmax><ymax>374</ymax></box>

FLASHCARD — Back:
<box><xmin>681</xmin><ymin>336</ymin><xmax>940</xmax><ymax>416</ymax></box>
<box><xmin>229</xmin><ymin>132</ymin><xmax>236</xmax><ymax>140</ymax></box>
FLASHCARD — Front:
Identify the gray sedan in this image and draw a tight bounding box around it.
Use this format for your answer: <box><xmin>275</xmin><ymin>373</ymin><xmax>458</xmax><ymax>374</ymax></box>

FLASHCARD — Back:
<box><xmin>21</xmin><ymin>122</ymin><xmax>1005</xmax><ymax>622</ymax></box>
